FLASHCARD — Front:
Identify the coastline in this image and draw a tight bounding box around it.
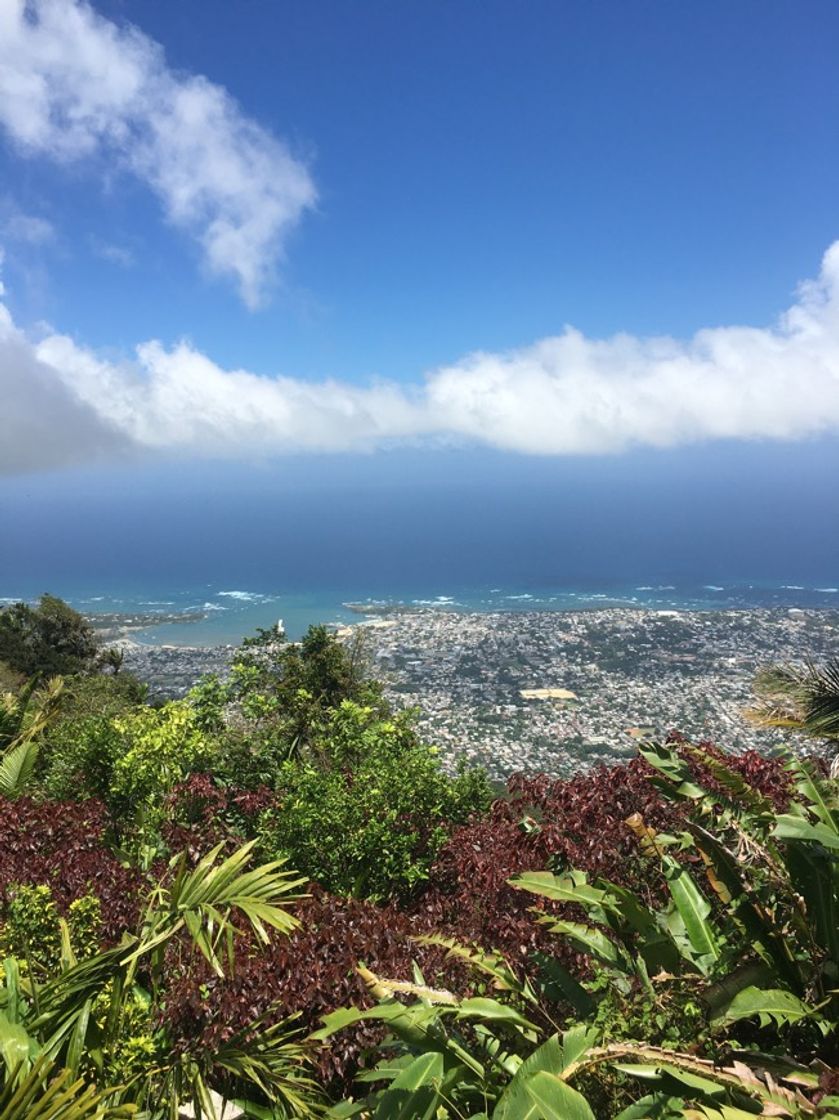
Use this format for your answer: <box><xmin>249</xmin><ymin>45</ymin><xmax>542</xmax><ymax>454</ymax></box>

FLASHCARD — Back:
<box><xmin>53</xmin><ymin>579</ymin><xmax>839</xmax><ymax>649</ymax></box>
<box><xmin>112</xmin><ymin>604</ymin><xmax>839</xmax><ymax>779</ymax></box>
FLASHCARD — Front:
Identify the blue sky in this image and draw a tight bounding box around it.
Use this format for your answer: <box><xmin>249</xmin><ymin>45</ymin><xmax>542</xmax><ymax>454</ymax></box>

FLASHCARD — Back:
<box><xmin>1</xmin><ymin>1</ymin><xmax>839</xmax><ymax>492</ymax></box>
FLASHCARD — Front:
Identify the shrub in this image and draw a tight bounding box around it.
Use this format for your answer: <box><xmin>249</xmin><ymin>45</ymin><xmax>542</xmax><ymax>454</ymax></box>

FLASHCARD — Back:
<box><xmin>257</xmin><ymin>700</ymin><xmax>491</xmax><ymax>901</ymax></box>
<box><xmin>0</xmin><ymin>594</ymin><xmax>98</xmax><ymax>677</ymax></box>
<box><xmin>109</xmin><ymin>700</ymin><xmax>215</xmax><ymax>814</ymax></box>
<box><xmin>417</xmin><ymin>744</ymin><xmax>792</xmax><ymax>962</ymax></box>
<box><xmin>0</xmin><ymin>884</ymin><xmax>104</xmax><ymax>971</ymax></box>
<box><xmin>159</xmin><ymin>885</ymin><xmax>470</xmax><ymax>1092</ymax></box>
<box><xmin>0</xmin><ymin>795</ymin><xmax>145</xmax><ymax>939</ymax></box>
<box><xmin>39</xmin><ymin>714</ymin><xmax>124</xmax><ymax>802</ymax></box>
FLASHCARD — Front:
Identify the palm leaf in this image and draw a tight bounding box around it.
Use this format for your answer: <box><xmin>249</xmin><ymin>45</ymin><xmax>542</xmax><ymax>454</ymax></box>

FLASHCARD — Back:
<box><xmin>0</xmin><ymin>740</ymin><xmax>39</xmax><ymax>798</ymax></box>
<box><xmin>132</xmin><ymin>842</ymin><xmax>307</xmax><ymax>976</ymax></box>
<box><xmin>0</xmin><ymin>1055</ymin><xmax>135</xmax><ymax>1120</ymax></box>
<box><xmin>711</xmin><ymin>986</ymin><xmax>822</xmax><ymax>1031</ymax></box>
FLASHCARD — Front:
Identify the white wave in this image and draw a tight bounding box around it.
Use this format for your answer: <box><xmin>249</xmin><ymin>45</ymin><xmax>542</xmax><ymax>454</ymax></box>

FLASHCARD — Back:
<box><xmin>505</xmin><ymin>593</ymin><xmax>534</xmax><ymax>600</ymax></box>
<box><xmin>218</xmin><ymin>590</ymin><xmax>263</xmax><ymax>601</ymax></box>
<box><xmin>816</xmin><ymin>587</ymin><xmax>838</xmax><ymax>593</ymax></box>
<box><xmin>781</xmin><ymin>585</ymin><xmax>805</xmax><ymax>590</ymax></box>
<box><xmin>703</xmin><ymin>585</ymin><xmax>725</xmax><ymax>591</ymax></box>
<box><xmin>202</xmin><ymin>601</ymin><xmax>227</xmax><ymax>611</ymax></box>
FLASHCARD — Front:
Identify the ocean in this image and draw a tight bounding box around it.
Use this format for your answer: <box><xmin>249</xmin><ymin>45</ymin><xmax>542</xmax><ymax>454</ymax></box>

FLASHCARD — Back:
<box><xmin>2</xmin><ymin>442</ymin><xmax>838</xmax><ymax>644</ymax></box>
<box><xmin>0</xmin><ymin>582</ymin><xmax>837</xmax><ymax>646</ymax></box>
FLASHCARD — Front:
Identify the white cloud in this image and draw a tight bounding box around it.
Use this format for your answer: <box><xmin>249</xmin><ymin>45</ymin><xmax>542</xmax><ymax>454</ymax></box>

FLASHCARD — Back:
<box><xmin>0</xmin><ymin>294</ymin><xmax>129</xmax><ymax>472</ymax></box>
<box><xmin>3</xmin><ymin>242</ymin><xmax>839</xmax><ymax>473</ymax></box>
<box><xmin>89</xmin><ymin>237</ymin><xmax>134</xmax><ymax>267</ymax></box>
<box><xmin>0</xmin><ymin>0</ymin><xmax>316</xmax><ymax>306</ymax></box>
<box><xmin>1</xmin><ymin>207</ymin><xmax>55</xmax><ymax>245</ymax></box>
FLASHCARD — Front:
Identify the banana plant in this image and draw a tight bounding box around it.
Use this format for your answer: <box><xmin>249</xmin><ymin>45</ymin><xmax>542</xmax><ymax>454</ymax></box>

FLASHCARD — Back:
<box><xmin>511</xmin><ymin>857</ymin><xmax>723</xmax><ymax>989</ymax></box>
<box><xmin>319</xmin><ymin>966</ymin><xmax>839</xmax><ymax>1120</ymax></box>
<box><xmin>637</xmin><ymin>741</ymin><xmax>839</xmax><ymax>1025</ymax></box>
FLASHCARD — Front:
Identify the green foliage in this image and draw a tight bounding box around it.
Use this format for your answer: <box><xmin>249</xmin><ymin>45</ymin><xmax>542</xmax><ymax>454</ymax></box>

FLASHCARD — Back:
<box><xmin>0</xmin><ymin>596</ymin><xmax>98</xmax><ymax>679</ymax></box>
<box><xmin>66</xmin><ymin>896</ymin><xmax>103</xmax><ymax>963</ymax></box>
<box><xmin>0</xmin><ymin>677</ymin><xmax>63</xmax><ymax>798</ymax></box>
<box><xmin>109</xmin><ymin>700</ymin><xmax>214</xmax><ymax>816</ymax></box>
<box><xmin>52</xmin><ymin>672</ymin><xmax>147</xmax><ymax>723</ymax></box>
<box><xmin>39</xmin><ymin>715</ymin><xmax>124</xmax><ymax>803</ymax></box>
<box><xmin>33</xmin><ymin>674</ymin><xmax>145</xmax><ymax>802</ymax></box>
<box><xmin>37</xmin><ymin>697</ymin><xmax>217</xmax><ymax>852</ymax></box>
<box><xmin>0</xmin><ymin>887</ymin><xmax>102</xmax><ymax>976</ymax></box>
<box><xmin>0</xmin><ymin>886</ymin><xmax>60</xmax><ymax>973</ymax></box>
<box><xmin>258</xmin><ymin>700</ymin><xmax>491</xmax><ymax>901</ymax></box>
<box><xmin>221</xmin><ymin>624</ymin><xmax>388</xmax><ymax>775</ymax></box>
<box><xmin>0</xmin><ymin>843</ymin><xmax>320</xmax><ymax>1119</ymax></box>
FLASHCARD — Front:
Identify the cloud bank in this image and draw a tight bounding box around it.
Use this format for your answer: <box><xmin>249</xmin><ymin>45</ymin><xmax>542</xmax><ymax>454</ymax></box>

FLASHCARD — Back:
<box><xmin>3</xmin><ymin>242</ymin><xmax>839</xmax><ymax>474</ymax></box>
<box><xmin>0</xmin><ymin>0</ymin><xmax>316</xmax><ymax>306</ymax></box>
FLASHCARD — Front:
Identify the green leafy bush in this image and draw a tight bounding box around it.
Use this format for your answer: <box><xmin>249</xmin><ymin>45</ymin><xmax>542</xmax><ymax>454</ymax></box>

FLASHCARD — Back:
<box><xmin>0</xmin><ymin>884</ymin><xmax>60</xmax><ymax>970</ymax></box>
<box><xmin>0</xmin><ymin>594</ymin><xmax>99</xmax><ymax>677</ymax></box>
<box><xmin>258</xmin><ymin>700</ymin><xmax>491</xmax><ymax>901</ymax></box>
<box><xmin>0</xmin><ymin>884</ymin><xmax>102</xmax><ymax>973</ymax></box>
<box><xmin>109</xmin><ymin>700</ymin><xmax>215</xmax><ymax>815</ymax></box>
<box><xmin>40</xmin><ymin>714</ymin><xmax>124</xmax><ymax>802</ymax></box>
<box><xmin>220</xmin><ymin>624</ymin><xmax>388</xmax><ymax>772</ymax></box>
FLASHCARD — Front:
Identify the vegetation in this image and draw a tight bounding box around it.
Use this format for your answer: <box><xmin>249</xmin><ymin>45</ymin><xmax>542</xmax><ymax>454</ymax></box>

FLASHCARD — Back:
<box><xmin>0</xmin><ymin>595</ymin><xmax>99</xmax><ymax>678</ymax></box>
<box><xmin>0</xmin><ymin>594</ymin><xmax>837</xmax><ymax>1118</ymax></box>
<box><xmin>258</xmin><ymin>700</ymin><xmax>491</xmax><ymax>901</ymax></box>
<box><xmin>750</xmin><ymin>658</ymin><xmax>839</xmax><ymax>748</ymax></box>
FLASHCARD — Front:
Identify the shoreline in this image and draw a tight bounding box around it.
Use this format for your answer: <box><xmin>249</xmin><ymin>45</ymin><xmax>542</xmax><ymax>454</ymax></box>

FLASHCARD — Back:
<box><xmin>114</xmin><ymin>605</ymin><xmax>839</xmax><ymax>778</ymax></box>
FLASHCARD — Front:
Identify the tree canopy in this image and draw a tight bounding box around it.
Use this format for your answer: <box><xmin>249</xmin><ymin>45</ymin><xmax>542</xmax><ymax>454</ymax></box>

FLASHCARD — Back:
<box><xmin>0</xmin><ymin>594</ymin><xmax>99</xmax><ymax>677</ymax></box>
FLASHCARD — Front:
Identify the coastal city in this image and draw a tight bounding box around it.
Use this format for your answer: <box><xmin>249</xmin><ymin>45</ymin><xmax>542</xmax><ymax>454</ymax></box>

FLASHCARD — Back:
<box><xmin>118</xmin><ymin>606</ymin><xmax>839</xmax><ymax>779</ymax></box>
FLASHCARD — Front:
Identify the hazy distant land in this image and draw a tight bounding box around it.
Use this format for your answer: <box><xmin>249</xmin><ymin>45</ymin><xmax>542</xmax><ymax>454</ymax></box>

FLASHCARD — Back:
<box><xmin>113</xmin><ymin>605</ymin><xmax>839</xmax><ymax>780</ymax></box>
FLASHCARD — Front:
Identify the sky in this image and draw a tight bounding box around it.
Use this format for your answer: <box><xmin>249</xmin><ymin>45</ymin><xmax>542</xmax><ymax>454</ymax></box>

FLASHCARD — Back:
<box><xmin>1</xmin><ymin>0</ymin><xmax>839</xmax><ymax>572</ymax></box>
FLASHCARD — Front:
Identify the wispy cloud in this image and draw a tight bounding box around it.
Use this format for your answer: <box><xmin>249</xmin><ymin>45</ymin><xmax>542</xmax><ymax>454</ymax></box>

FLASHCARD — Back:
<box><xmin>0</xmin><ymin>200</ymin><xmax>55</xmax><ymax>245</ymax></box>
<box><xmin>89</xmin><ymin>237</ymin><xmax>135</xmax><ymax>268</ymax></box>
<box><xmin>2</xmin><ymin>242</ymin><xmax>839</xmax><ymax>474</ymax></box>
<box><xmin>0</xmin><ymin>0</ymin><xmax>317</xmax><ymax>307</ymax></box>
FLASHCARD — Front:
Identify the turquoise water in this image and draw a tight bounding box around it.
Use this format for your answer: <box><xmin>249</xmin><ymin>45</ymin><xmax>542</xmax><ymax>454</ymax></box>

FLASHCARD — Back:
<box><xmin>3</xmin><ymin>581</ymin><xmax>837</xmax><ymax>646</ymax></box>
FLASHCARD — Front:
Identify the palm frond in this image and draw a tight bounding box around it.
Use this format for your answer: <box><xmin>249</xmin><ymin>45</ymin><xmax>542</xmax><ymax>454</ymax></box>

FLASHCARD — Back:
<box><xmin>749</xmin><ymin>659</ymin><xmax>839</xmax><ymax>740</ymax></box>
<box><xmin>0</xmin><ymin>1055</ymin><xmax>135</xmax><ymax>1120</ymax></box>
<box><xmin>132</xmin><ymin>842</ymin><xmax>307</xmax><ymax>976</ymax></box>
<box><xmin>0</xmin><ymin>740</ymin><xmax>39</xmax><ymax>798</ymax></box>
